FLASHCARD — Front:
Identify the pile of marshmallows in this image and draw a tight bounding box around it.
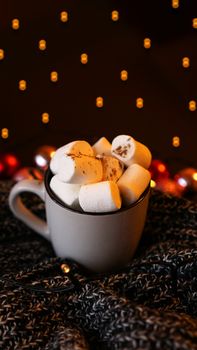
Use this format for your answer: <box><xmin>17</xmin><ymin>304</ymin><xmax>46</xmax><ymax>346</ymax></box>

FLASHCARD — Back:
<box><xmin>49</xmin><ymin>135</ymin><xmax>152</xmax><ymax>213</ymax></box>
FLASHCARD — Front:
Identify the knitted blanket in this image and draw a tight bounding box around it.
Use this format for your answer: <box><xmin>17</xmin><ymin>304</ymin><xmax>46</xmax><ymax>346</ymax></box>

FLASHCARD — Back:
<box><xmin>0</xmin><ymin>181</ymin><xmax>197</xmax><ymax>350</ymax></box>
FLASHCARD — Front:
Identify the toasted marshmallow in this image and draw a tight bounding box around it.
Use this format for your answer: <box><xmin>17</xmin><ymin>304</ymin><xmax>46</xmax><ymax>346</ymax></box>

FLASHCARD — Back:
<box><xmin>117</xmin><ymin>163</ymin><xmax>150</xmax><ymax>205</ymax></box>
<box><xmin>79</xmin><ymin>181</ymin><xmax>121</xmax><ymax>213</ymax></box>
<box><xmin>50</xmin><ymin>140</ymin><xmax>94</xmax><ymax>174</ymax></box>
<box><xmin>50</xmin><ymin>175</ymin><xmax>81</xmax><ymax>210</ymax></box>
<box><xmin>57</xmin><ymin>154</ymin><xmax>103</xmax><ymax>184</ymax></box>
<box><xmin>101</xmin><ymin>156</ymin><xmax>124</xmax><ymax>182</ymax></box>
<box><xmin>92</xmin><ymin>137</ymin><xmax>112</xmax><ymax>156</ymax></box>
<box><xmin>111</xmin><ymin>135</ymin><xmax>152</xmax><ymax>169</ymax></box>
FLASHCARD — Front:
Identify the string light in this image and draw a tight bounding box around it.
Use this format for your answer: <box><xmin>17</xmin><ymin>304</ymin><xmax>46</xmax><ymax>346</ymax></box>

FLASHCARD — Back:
<box><xmin>1</xmin><ymin>128</ymin><xmax>9</xmax><ymax>139</ymax></box>
<box><xmin>50</xmin><ymin>71</ymin><xmax>58</xmax><ymax>82</ymax></box>
<box><xmin>136</xmin><ymin>98</ymin><xmax>144</xmax><ymax>109</ymax></box>
<box><xmin>39</xmin><ymin>39</ymin><xmax>46</xmax><ymax>51</ymax></box>
<box><xmin>60</xmin><ymin>11</ymin><xmax>68</xmax><ymax>22</ymax></box>
<box><xmin>12</xmin><ymin>18</ymin><xmax>20</xmax><ymax>30</ymax></box>
<box><xmin>172</xmin><ymin>0</ymin><xmax>179</xmax><ymax>9</ymax></box>
<box><xmin>81</xmin><ymin>53</ymin><xmax>88</xmax><ymax>64</ymax></box>
<box><xmin>172</xmin><ymin>136</ymin><xmax>180</xmax><ymax>147</ymax></box>
<box><xmin>182</xmin><ymin>57</ymin><xmax>190</xmax><ymax>68</ymax></box>
<box><xmin>120</xmin><ymin>70</ymin><xmax>128</xmax><ymax>81</ymax></box>
<box><xmin>96</xmin><ymin>97</ymin><xmax>104</xmax><ymax>108</ymax></box>
<box><xmin>189</xmin><ymin>100</ymin><xmax>196</xmax><ymax>112</ymax></box>
<box><xmin>150</xmin><ymin>180</ymin><xmax>156</xmax><ymax>188</ymax></box>
<box><xmin>192</xmin><ymin>173</ymin><xmax>197</xmax><ymax>181</ymax></box>
<box><xmin>144</xmin><ymin>38</ymin><xmax>151</xmax><ymax>49</ymax></box>
<box><xmin>42</xmin><ymin>113</ymin><xmax>50</xmax><ymax>124</ymax></box>
<box><xmin>192</xmin><ymin>18</ymin><xmax>197</xmax><ymax>29</ymax></box>
<box><xmin>0</xmin><ymin>49</ymin><xmax>4</xmax><ymax>60</ymax></box>
<box><xmin>111</xmin><ymin>10</ymin><xmax>119</xmax><ymax>21</ymax></box>
<box><xmin>19</xmin><ymin>80</ymin><xmax>27</xmax><ymax>91</ymax></box>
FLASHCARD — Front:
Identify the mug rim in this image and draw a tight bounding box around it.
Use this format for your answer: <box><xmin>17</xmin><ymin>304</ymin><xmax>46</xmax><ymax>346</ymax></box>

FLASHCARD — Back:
<box><xmin>45</xmin><ymin>167</ymin><xmax>150</xmax><ymax>216</ymax></box>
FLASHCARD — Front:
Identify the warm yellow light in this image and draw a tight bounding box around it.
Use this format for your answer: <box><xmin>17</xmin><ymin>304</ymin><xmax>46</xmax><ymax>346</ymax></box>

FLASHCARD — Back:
<box><xmin>136</xmin><ymin>97</ymin><xmax>144</xmax><ymax>109</ymax></box>
<box><xmin>172</xmin><ymin>136</ymin><xmax>180</xmax><ymax>147</ymax></box>
<box><xmin>111</xmin><ymin>10</ymin><xmax>119</xmax><ymax>21</ymax></box>
<box><xmin>120</xmin><ymin>70</ymin><xmax>128</xmax><ymax>81</ymax></box>
<box><xmin>60</xmin><ymin>11</ymin><xmax>68</xmax><ymax>22</ymax></box>
<box><xmin>144</xmin><ymin>38</ymin><xmax>151</xmax><ymax>49</ymax></box>
<box><xmin>172</xmin><ymin>0</ymin><xmax>179</xmax><ymax>8</ymax></box>
<box><xmin>192</xmin><ymin>172</ymin><xmax>197</xmax><ymax>181</ymax></box>
<box><xmin>0</xmin><ymin>49</ymin><xmax>4</xmax><ymax>60</ymax></box>
<box><xmin>1</xmin><ymin>128</ymin><xmax>9</xmax><ymax>139</ymax></box>
<box><xmin>50</xmin><ymin>151</ymin><xmax>55</xmax><ymax>158</ymax></box>
<box><xmin>193</xmin><ymin>18</ymin><xmax>197</xmax><ymax>29</ymax></box>
<box><xmin>150</xmin><ymin>180</ymin><xmax>156</xmax><ymax>188</ymax></box>
<box><xmin>12</xmin><ymin>18</ymin><xmax>20</xmax><ymax>30</ymax></box>
<box><xmin>19</xmin><ymin>80</ymin><xmax>27</xmax><ymax>91</ymax></box>
<box><xmin>81</xmin><ymin>53</ymin><xmax>88</xmax><ymax>64</ymax></box>
<box><xmin>39</xmin><ymin>39</ymin><xmax>46</xmax><ymax>51</ymax></box>
<box><xmin>42</xmin><ymin>113</ymin><xmax>50</xmax><ymax>124</ymax></box>
<box><xmin>50</xmin><ymin>71</ymin><xmax>58</xmax><ymax>82</ymax></box>
<box><xmin>182</xmin><ymin>57</ymin><xmax>190</xmax><ymax>68</ymax></box>
<box><xmin>189</xmin><ymin>100</ymin><xmax>196</xmax><ymax>111</ymax></box>
<box><xmin>96</xmin><ymin>97</ymin><xmax>104</xmax><ymax>108</ymax></box>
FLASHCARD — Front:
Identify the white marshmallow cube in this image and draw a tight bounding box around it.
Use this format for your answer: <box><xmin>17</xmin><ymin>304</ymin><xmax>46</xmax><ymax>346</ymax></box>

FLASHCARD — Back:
<box><xmin>50</xmin><ymin>140</ymin><xmax>94</xmax><ymax>174</ymax></box>
<box><xmin>112</xmin><ymin>135</ymin><xmax>152</xmax><ymax>169</ymax></box>
<box><xmin>101</xmin><ymin>156</ymin><xmax>124</xmax><ymax>182</ymax></box>
<box><xmin>58</xmin><ymin>154</ymin><xmax>103</xmax><ymax>184</ymax></box>
<box><xmin>92</xmin><ymin>137</ymin><xmax>112</xmax><ymax>156</ymax></box>
<box><xmin>50</xmin><ymin>175</ymin><xmax>81</xmax><ymax>210</ymax></box>
<box><xmin>117</xmin><ymin>163</ymin><xmax>151</xmax><ymax>205</ymax></box>
<box><xmin>79</xmin><ymin>181</ymin><xmax>122</xmax><ymax>213</ymax></box>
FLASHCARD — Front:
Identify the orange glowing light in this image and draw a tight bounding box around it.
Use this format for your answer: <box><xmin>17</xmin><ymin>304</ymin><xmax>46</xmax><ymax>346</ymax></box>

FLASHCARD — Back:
<box><xmin>189</xmin><ymin>100</ymin><xmax>196</xmax><ymax>111</ymax></box>
<box><xmin>120</xmin><ymin>70</ymin><xmax>128</xmax><ymax>81</ymax></box>
<box><xmin>136</xmin><ymin>98</ymin><xmax>144</xmax><ymax>109</ymax></box>
<box><xmin>144</xmin><ymin>38</ymin><xmax>151</xmax><ymax>49</ymax></box>
<box><xmin>39</xmin><ymin>39</ymin><xmax>46</xmax><ymax>51</ymax></box>
<box><xmin>182</xmin><ymin>57</ymin><xmax>190</xmax><ymax>68</ymax></box>
<box><xmin>158</xmin><ymin>164</ymin><xmax>166</xmax><ymax>173</ymax></box>
<box><xmin>42</xmin><ymin>113</ymin><xmax>50</xmax><ymax>124</ymax></box>
<box><xmin>1</xmin><ymin>128</ymin><xmax>9</xmax><ymax>139</ymax></box>
<box><xmin>0</xmin><ymin>49</ymin><xmax>4</xmax><ymax>60</ymax></box>
<box><xmin>50</xmin><ymin>71</ymin><xmax>58</xmax><ymax>82</ymax></box>
<box><xmin>192</xmin><ymin>173</ymin><xmax>197</xmax><ymax>181</ymax></box>
<box><xmin>96</xmin><ymin>97</ymin><xmax>103</xmax><ymax>108</ymax></box>
<box><xmin>172</xmin><ymin>136</ymin><xmax>180</xmax><ymax>147</ymax></box>
<box><xmin>12</xmin><ymin>18</ymin><xmax>20</xmax><ymax>30</ymax></box>
<box><xmin>19</xmin><ymin>80</ymin><xmax>27</xmax><ymax>91</ymax></box>
<box><xmin>150</xmin><ymin>180</ymin><xmax>156</xmax><ymax>188</ymax></box>
<box><xmin>172</xmin><ymin>0</ymin><xmax>179</xmax><ymax>8</ymax></box>
<box><xmin>111</xmin><ymin>10</ymin><xmax>119</xmax><ymax>21</ymax></box>
<box><xmin>193</xmin><ymin>18</ymin><xmax>197</xmax><ymax>29</ymax></box>
<box><xmin>60</xmin><ymin>11</ymin><xmax>68</xmax><ymax>22</ymax></box>
<box><xmin>81</xmin><ymin>53</ymin><xmax>88</xmax><ymax>64</ymax></box>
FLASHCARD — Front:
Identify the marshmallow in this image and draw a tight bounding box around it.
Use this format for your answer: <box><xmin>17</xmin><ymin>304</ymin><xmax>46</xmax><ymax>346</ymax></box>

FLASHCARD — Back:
<box><xmin>50</xmin><ymin>175</ymin><xmax>81</xmax><ymax>210</ymax></box>
<box><xmin>79</xmin><ymin>181</ymin><xmax>122</xmax><ymax>213</ymax></box>
<box><xmin>92</xmin><ymin>137</ymin><xmax>112</xmax><ymax>156</ymax></box>
<box><xmin>111</xmin><ymin>135</ymin><xmax>152</xmax><ymax>169</ymax></box>
<box><xmin>101</xmin><ymin>156</ymin><xmax>124</xmax><ymax>182</ymax></box>
<box><xmin>50</xmin><ymin>140</ymin><xmax>94</xmax><ymax>174</ymax></box>
<box><xmin>117</xmin><ymin>163</ymin><xmax>151</xmax><ymax>205</ymax></box>
<box><xmin>58</xmin><ymin>154</ymin><xmax>103</xmax><ymax>184</ymax></box>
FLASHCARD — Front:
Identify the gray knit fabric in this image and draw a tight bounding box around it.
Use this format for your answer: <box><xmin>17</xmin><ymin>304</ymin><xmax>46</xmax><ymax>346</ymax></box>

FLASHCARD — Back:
<box><xmin>0</xmin><ymin>181</ymin><xmax>197</xmax><ymax>350</ymax></box>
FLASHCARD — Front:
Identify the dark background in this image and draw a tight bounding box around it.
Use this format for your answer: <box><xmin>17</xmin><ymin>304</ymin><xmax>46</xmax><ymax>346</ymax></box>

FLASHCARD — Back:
<box><xmin>0</xmin><ymin>0</ymin><xmax>197</xmax><ymax>174</ymax></box>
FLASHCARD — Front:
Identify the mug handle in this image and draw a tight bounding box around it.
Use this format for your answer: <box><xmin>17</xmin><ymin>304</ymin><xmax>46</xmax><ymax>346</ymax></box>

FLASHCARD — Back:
<box><xmin>8</xmin><ymin>179</ymin><xmax>50</xmax><ymax>241</ymax></box>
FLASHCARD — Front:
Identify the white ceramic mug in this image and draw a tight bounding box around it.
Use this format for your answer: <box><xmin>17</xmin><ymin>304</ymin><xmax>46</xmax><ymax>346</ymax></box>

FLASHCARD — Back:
<box><xmin>9</xmin><ymin>168</ymin><xmax>150</xmax><ymax>272</ymax></box>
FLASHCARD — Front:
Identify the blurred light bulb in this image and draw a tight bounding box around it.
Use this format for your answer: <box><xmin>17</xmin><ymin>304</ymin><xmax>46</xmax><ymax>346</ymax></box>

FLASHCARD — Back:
<box><xmin>0</xmin><ymin>49</ymin><xmax>4</xmax><ymax>60</ymax></box>
<box><xmin>19</xmin><ymin>80</ymin><xmax>27</xmax><ymax>91</ymax></box>
<box><xmin>177</xmin><ymin>177</ymin><xmax>188</xmax><ymax>188</ymax></box>
<box><xmin>96</xmin><ymin>97</ymin><xmax>103</xmax><ymax>108</ymax></box>
<box><xmin>42</xmin><ymin>113</ymin><xmax>50</xmax><ymax>124</ymax></box>
<box><xmin>150</xmin><ymin>180</ymin><xmax>156</xmax><ymax>188</ymax></box>
<box><xmin>192</xmin><ymin>172</ymin><xmax>197</xmax><ymax>181</ymax></box>
<box><xmin>182</xmin><ymin>57</ymin><xmax>190</xmax><ymax>68</ymax></box>
<box><xmin>172</xmin><ymin>136</ymin><xmax>180</xmax><ymax>147</ymax></box>
<box><xmin>193</xmin><ymin>18</ymin><xmax>197</xmax><ymax>29</ymax></box>
<box><xmin>60</xmin><ymin>11</ymin><xmax>68</xmax><ymax>22</ymax></box>
<box><xmin>136</xmin><ymin>97</ymin><xmax>144</xmax><ymax>108</ymax></box>
<box><xmin>81</xmin><ymin>53</ymin><xmax>88</xmax><ymax>64</ymax></box>
<box><xmin>50</xmin><ymin>71</ymin><xmax>58</xmax><ymax>82</ymax></box>
<box><xmin>189</xmin><ymin>100</ymin><xmax>196</xmax><ymax>111</ymax></box>
<box><xmin>120</xmin><ymin>70</ymin><xmax>128</xmax><ymax>81</ymax></box>
<box><xmin>1</xmin><ymin>128</ymin><xmax>9</xmax><ymax>139</ymax></box>
<box><xmin>12</xmin><ymin>18</ymin><xmax>20</xmax><ymax>30</ymax></box>
<box><xmin>111</xmin><ymin>10</ymin><xmax>119</xmax><ymax>21</ymax></box>
<box><xmin>172</xmin><ymin>0</ymin><xmax>179</xmax><ymax>8</ymax></box>
<box><xmin>39</xmin><ymin>39</ymin><xmax>46</xmax><ymax>51</ymax></box>
<box><xmin>144</xmin><ymin>38</ymin><xmax>151</xmax><ymax>49</ymax></box>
